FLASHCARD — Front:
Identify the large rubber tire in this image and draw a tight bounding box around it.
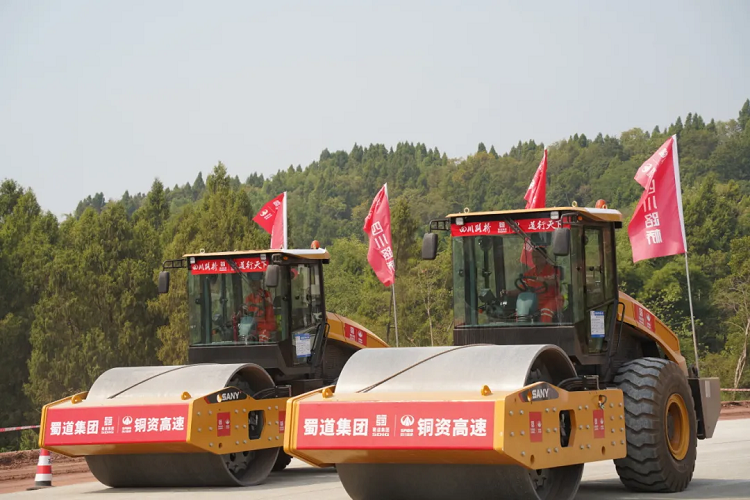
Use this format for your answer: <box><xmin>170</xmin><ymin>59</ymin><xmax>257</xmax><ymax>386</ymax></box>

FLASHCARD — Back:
<box><xmin>272</xmin><ymin>450</ymin><xmax>293</xmax><ymax>472</ymax></box>
<box><xmin>614</xmin><ymin>358</ymin><xmax>698</xmax><ymax>493</ymax></box>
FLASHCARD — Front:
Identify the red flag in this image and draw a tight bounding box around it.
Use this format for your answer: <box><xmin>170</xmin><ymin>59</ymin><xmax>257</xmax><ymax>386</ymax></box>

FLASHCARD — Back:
<box><xmin>253</xmin><ymin>192</ymin><xmax>287</xmax><ymax>249</ymax></box>
<box><xmin>363</xmin><ymin>184</ymin><xmax>395</xmax><ymax>286</ymax></box>
<box><xmin>628</xmin><ymin>135</ymin><xmax>686</xmax><ymax>262</ymax></box>
<box><xmin>521</xmin><ymin>149</ymin><xmax>548</xmax><ymax>266</ymax></box>
<box><xmin>524</xmin><ymin>148</ymin><xmax>548</xmax><ymax>209</ymax></box>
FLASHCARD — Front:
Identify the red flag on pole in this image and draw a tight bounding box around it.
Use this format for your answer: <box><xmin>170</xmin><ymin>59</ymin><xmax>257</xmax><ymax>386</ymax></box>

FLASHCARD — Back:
<box><xmin>363</xmin><ymin>184</ymin><xmax>395</xmax><ymax>286</ymax></box>
<box><xmin>521</xmin><ymin>149</ymin><xmax>548</xmax><ymax>266</ymax></box>
<box><xmin>628</xmin><ymin>135</ymin><xmax>686</xmax><ymax>262</ymax></box>
<box><xmin>524</xmin><ymin>148</ymin><xmax>548</xmax><ymax>209</ymax></box>
<box><xmin>253</xmin><ymin>192</ymin><xmax>287</xmax><ymax>249</ymax></box>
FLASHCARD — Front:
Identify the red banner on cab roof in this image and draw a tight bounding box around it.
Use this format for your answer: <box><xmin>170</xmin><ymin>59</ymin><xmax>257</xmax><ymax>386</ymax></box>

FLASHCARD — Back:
<box><xmin>295</xmin><ymin>401</ymin><xmax>494</xmax><ymax>451</ymax></box>
<box><xmin>190</xmin><ymin>257</ymin><xmax>268</xmax><ymax>275</ymax></box>
<box><xmin>43</xmin><ymin>404</ymin><xmax>189</xmax><ymax>446</ymax></box>
<box><xmin>451</xmin><ymin>218</ymin><xmax>565</xmax><ymax>237</ymax></box>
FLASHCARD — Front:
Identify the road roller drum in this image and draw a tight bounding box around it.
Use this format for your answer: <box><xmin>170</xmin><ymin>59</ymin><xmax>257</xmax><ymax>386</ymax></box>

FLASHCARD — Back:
<box><xmin>285</xmin><ymin>344</ymin><xmax>627</xmax><ymax>500</ymax></box>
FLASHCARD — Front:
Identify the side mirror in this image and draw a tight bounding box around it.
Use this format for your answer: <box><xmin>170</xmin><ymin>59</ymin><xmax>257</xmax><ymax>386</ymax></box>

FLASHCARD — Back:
<box><xmin>158</xmin><ymin>271</ymin><xmax>170</xmax><ymax>294</ymax></box>
<box><xmin>551</xmin><ymin>227</ymin><xmax>571</xmax><ymax>256</ymax></box>
<box><xmin>422</xmin><ymin>233</ymin><xmax>438</xmax><ymax>260</ymax></box>
<box><xmin>264</xmin><ymin>264</ymin><xmax>280</xmax><ymax>288</ymax></box>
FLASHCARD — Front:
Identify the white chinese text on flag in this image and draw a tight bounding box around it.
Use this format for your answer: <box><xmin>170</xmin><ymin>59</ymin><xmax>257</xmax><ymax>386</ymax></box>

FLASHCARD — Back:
<box><xmin>363</xmin><ymin>184</ymin><xmax>395</xmax><ymax>286</ymax></box>
<box><xmin>627</xmin><ymin>135</ymin><xmax>686</xmax><ymax>262</ymax></box>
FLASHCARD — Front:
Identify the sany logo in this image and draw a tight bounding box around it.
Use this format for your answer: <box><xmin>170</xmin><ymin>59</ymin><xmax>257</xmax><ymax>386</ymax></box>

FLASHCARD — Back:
<box><xmin>532</xmin><ymin>387</ymin><xmax>550</xmax><ymax>400</ymax></box>
<box><xmin>400</xmin><ymin>415</ymin><xmax>414</xmax><ymax>427</ymax></box>
<box><xmin>122</xmin><ymin>416</ymin><xmax>133</xmax><ymax>426</ymax></box>
<box><xmin>218</xmin><ymin>391</ymin><xmax>241</xmax><ymax>402</ymax></box>
<box><xmin>520</xmin><ymin>382</ymin><xmax>559</xmax><ymax>403</ymax></box>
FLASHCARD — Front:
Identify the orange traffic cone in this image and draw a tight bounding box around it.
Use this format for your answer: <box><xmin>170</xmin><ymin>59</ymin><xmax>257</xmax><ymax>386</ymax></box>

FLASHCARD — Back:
<box><xmin>27</xmin><ymin>449</ymin><xmax>53</xmax><ymax>490</ymax></box>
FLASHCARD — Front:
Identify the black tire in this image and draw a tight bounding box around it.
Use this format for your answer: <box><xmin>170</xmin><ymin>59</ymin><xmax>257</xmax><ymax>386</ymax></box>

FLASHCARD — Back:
<box><xmin>614</xmin><ymin>357</ymin><xmax>697</xmax><ymax>493</ymax></box>
<box><xmin>272</xmin><ymin>449</ymin><xmax>293</xmax><ymax>472</ymax></box>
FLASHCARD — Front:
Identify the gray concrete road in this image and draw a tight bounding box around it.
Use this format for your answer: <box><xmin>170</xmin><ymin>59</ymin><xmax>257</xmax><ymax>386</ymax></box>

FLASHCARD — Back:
<box><xmin>7</xmin><ymin>418</ymin><xmax>750</xmax><ymax>499</ymax></box>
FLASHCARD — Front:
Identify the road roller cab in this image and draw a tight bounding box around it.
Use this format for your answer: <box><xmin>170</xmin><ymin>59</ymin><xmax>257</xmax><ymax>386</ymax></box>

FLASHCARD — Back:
<box><xmin>159</xmin><ymin>247</ymin><xmax>364</xmax><ymax>393</ymax></box>
<box><xmin>284</xmin><ymin>205</ymin><xmax>722</xmax><ymax>500</ymax></box>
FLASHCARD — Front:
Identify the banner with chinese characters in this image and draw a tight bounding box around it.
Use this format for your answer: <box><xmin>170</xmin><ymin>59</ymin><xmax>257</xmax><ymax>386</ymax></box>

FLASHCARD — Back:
<box><xmin>363</xmin><ymin>184</ymin><xmax>395</xmax><ymax>287</ymax></box>
<box><xmin>628</xmin><ymin>135</ymin><xmax>687</xmax><ymax>262</ymax></box>
<box><xmin>43</xmin><ymin>404</ymin><xmax>189</xmax><ymax>446</ymax></box>
<box><xmin>189</xmin><ymin>257</ymin><xmax>268</xmax><ymax>275</ymax></box>
<box><xmin>451</xmin><ymin>218</ymin><xmax>565</xmax><ymax>237</ymax></box>
<box><xmin>295</xmin><ymin>401</ymin><xmax>494</xmax><ymax>450</ymax></box>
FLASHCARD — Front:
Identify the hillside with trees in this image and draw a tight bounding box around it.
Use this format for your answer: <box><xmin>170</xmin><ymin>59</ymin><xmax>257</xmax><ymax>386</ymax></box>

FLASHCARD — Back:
<box><xmin>1</xmin><ymin>99</ymin><xmax>749</xmax><ymax>451</ymax></box>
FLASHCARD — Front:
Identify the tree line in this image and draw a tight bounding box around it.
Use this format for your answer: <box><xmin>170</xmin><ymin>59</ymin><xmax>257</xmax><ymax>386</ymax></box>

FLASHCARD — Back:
<box><xmin>1</xmin><ymin>99</ymin><xmax>749</xmax><ymax>451</ymax></box>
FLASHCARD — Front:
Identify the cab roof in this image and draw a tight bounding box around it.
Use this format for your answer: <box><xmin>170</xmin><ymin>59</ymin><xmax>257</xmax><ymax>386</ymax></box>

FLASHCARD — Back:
<box><xmin>446</xmin><ymin>206</ymin><xmax>623</xmax><ymax>223</ymax></box>
<box><xmin>183</xmin><ymin>248</ymin><xmax>331</xmax><ymax>260</ymax></box>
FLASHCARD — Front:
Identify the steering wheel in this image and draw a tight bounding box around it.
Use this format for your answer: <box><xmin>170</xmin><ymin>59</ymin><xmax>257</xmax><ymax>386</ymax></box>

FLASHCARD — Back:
<box><xmin>515</xmin><ymin>275</ymin><xmax>548</xmax><ymax>294</ymax></box>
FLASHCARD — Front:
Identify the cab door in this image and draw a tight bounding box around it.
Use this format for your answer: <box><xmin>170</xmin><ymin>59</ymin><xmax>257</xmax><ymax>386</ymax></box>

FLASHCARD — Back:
<box><xmin>582</xmin><ymin>224</ymin><xmax>618</xmax><ymax>354</ymax></box>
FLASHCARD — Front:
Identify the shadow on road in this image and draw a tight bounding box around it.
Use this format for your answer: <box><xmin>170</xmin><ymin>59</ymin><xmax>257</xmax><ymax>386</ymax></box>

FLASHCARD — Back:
<box><xmin>86</xmin><ymin>467</ymin><xmax>341</xmax><ymax>495</ymax></box>
<box><xmin>577</xmin><ymin>478</ymin><xmax>750</xmax><ymax>499</ymax></box>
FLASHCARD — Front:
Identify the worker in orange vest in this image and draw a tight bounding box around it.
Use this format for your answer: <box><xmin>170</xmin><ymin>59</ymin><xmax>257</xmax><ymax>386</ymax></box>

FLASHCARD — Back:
<box><xmin>244</xmin><ymin>273</ymin><xmax>277</xmax><ymax>342</ymax></box>
<box><xmin>507</xmin><ymin>246</ymin><xmax>562</xmax><ymax>323</ymax></box>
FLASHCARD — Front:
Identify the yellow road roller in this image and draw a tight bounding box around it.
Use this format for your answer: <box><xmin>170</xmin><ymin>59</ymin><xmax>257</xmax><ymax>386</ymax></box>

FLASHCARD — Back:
<box><xmin>38</xmin><ymin>247</ymin><xmax>387</xmax><ymax>487</ymax></box>
<box><xmin>284</xmin><ymin>206</ymin><xmax>722</xmax><ymax>500</ymax></box>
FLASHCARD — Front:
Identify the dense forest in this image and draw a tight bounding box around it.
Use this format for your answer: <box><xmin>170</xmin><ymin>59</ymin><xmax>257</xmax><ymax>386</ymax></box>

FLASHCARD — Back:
<box><xmin>1</xmin><ymin>100</ymin><xmax>749</xmax><ymax>451</ymax></box>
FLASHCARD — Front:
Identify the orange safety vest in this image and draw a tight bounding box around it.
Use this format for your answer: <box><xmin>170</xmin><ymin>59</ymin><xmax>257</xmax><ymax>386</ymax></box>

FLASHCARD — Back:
<box><xmin>523</xmin><ymin>264</ymin><xmax>562</xmax><ymax>311</ymax></box>
<box><xmin>244</xmin><ymin>290</ymin><xmax>277</xmax><ymax>339</ymax></box>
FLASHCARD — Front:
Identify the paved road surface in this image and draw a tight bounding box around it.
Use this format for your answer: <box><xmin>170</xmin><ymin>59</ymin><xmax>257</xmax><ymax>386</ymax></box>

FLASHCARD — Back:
<box><xmin>7</xmin><ymin>419</ymin><xmax>750</xmax><ymax>499</ymax></box>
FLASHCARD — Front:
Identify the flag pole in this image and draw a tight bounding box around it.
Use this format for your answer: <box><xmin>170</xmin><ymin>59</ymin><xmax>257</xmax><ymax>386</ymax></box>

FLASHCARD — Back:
<box><xmin>684</xmin><ymin>254</ymin><xmax>700</xmax><ymax>371</ymax></box>
<box><xmin>391</xmin><ymin>283</ymin><xmax>399</xmax><ymax>347</ymax></box>
<box><xmin>283</xmin><ymin>191</ymin><xmax>288</xmax><ymax>249</ymax></box>
<box><xmin>383</xmin><ymin>182</ymin><xmax>399</xmax><ymax>347</ymax></box>
<box><xmin>673</xmin><ymin>136</ymin><xmax>700</xmax><ymax>372</ymax></box>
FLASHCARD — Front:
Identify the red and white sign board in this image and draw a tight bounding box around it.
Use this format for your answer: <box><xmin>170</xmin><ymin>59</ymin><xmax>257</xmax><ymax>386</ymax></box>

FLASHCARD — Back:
<box><xmin>529</xmin><ymin>412</ymin><xmax>543</xmax><ymax>443</ymax></box>
<box><xmin>344</xmin><ymin>324</ymin><xmax>368</xmax><ymax>346</ymax></box>
<box><xmin>44</xmin><ymin>404</ymin><xmax>189</xmax><ymax>446</ymax></box>
<box><xmin>593</xmin><ymin>409</ymin><xmax>605</xmax><ymax>439</ymax></box>
<box><xmin>279</xmin><ymin>411</ymin><xmax>286</xmax><ymax>433</ymax></box>
<box><xmin>190</xmin><ymin>257</ymin><xmax>268</xmax><ymax>275</ymax></box>
<box><xmin>634</xmin><ymin>304</ymin><xmax>655</xmax><ymax>331</ymax></box>
<box><xmin>217</xmin><ymin>412</ymin><xmax>231</xmax><ymax>437</ymax></box>
<box><xmin>451</xmin><ymin>218</ymin><xmax>566</xmax><ymax>237</ymax></box>
<box><xmin>295</xmin><ymin>401</ymin><xmax>494</xmax><ymax>450</ymax></box>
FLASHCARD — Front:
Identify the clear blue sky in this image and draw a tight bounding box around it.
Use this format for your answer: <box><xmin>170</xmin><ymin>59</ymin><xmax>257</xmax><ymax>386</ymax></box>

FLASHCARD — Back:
<box><xmin>1</xmin><ymin>0</ymin><xmax>748</xmax><ymax>217</ymax></box>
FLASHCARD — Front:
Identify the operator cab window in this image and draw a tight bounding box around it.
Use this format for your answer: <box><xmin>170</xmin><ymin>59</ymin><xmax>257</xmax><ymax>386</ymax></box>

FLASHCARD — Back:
<box><xmin>187</xmin><ymin>259</ymin><xmax>287</xmax><ymax>346</ymax></box>
<box><xmin>452</xmin><ymin>218</ymin><xmax>575</xmax><ymax>327</ymax></box>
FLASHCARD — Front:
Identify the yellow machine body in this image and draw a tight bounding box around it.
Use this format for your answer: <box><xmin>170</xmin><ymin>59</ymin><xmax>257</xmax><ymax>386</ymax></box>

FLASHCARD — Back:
<box><xmin>40</xmin><ymin>388</ymin><xmax>286</xmax><ymax>457</ymax></box>
<box><xmin>285</xmin><ymin>382</ymin><xmax>626</xmax><ymax>469</ymax></box>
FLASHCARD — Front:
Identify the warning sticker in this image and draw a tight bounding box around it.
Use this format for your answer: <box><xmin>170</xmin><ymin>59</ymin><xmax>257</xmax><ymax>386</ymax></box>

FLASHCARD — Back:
<box><xmin>529</xmin><ymin>412</ymin><xmax>543</xmax><ymax>443</ymax></box>
<box><xmin>279</xmin><ymin>411</ymin><xmax>286</xmax><ymax>433</ymax></box>
<box><xmin>593</xmin><ymin>409</ymin><xmax>605</xmax><ymax>439</ymax></box>
<box><xmin>217</xmin><ymin>412</ymin><xmax>231</xmax><ymax>437</ymax></box>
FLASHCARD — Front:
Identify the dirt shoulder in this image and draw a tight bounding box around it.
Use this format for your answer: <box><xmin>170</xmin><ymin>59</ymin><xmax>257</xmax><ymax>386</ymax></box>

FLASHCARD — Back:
<box><xmin>719</xmin><ymin>400</ymin><xmax>750</xmax><ymax>420</ymax></box>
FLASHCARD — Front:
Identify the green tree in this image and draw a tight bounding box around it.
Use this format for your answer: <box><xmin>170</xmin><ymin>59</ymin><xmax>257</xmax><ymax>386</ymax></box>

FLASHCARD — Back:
<box><xmin>26</xmin><ymin>203</ymin><xmax>162</xmax><ymax>407</ymax></box>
